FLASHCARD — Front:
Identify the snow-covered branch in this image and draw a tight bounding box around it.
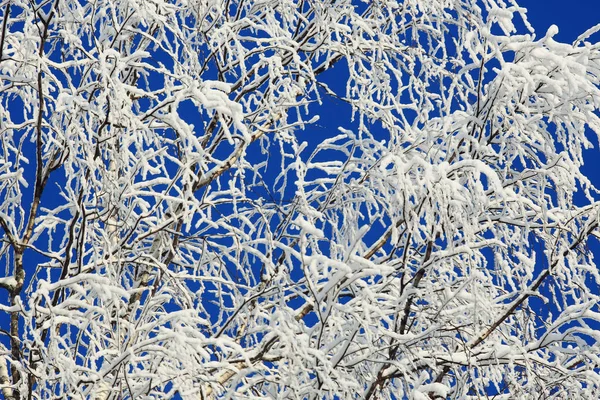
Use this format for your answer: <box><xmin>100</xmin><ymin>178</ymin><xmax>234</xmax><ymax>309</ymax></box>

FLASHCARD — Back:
<box><xmin>0</xmin><ymin>0</ymin><xmax>599</xmax><ymax>398</ymax></box>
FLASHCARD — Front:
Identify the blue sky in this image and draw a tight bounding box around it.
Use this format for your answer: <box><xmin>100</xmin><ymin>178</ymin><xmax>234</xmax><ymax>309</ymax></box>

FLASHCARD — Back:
<box><xmin>519</xmin><ymin>2</ymin><xmax>600</xmax><ymax>181</ymax></box>
<box><xmin>520</xmin><ymin>0</ymin><xmax>599</xmax><ymax>44</ymax></box>
<box><xmin>520</xmin><ymin>1</ymin><xmax>600</xmax><ymax>213</ymax></box>
<box><xmin>1</xmin><ymin>1</ymin><xmax>599</xmax><ymax>397</ymax></box>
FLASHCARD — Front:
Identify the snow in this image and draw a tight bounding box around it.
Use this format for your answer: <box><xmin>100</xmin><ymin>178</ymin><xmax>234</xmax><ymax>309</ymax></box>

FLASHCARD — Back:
<box><xmin>1</xmin><ymin>0</ymin><xmax>600</xmax><ymax>398</ymax></box>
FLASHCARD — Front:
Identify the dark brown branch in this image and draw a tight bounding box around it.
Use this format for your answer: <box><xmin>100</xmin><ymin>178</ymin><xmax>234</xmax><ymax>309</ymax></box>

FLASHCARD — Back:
<box><xmin>0</xmin><ymin>3</ymin><xmax>11</xmax><ymax>63</ymax></box>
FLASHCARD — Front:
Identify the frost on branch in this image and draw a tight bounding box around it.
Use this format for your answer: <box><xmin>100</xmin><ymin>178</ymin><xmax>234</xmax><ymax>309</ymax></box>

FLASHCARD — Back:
<box><xmin>0</xmin><ymin>0</ymin><xmax>599</xmax><ymax>399</ymax></box>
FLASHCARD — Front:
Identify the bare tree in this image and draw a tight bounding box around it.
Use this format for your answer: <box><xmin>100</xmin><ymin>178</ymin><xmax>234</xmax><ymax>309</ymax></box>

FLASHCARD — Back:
<box><xmin>0</xmin><ymin>0</ymin><xmax>599</xmax><ymax>398</ymax></box>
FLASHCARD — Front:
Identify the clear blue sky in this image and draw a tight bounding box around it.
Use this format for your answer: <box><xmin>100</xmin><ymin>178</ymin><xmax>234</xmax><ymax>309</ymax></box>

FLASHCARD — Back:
<box><xmin>519</xmin><ymin>0</ymin><xmax>599</xmax><ymax>43</ymax></box>
<box><xmin>519</xmin><ymin>1</ymin><xmax>600</xmax><ymax>188</ymax></box>
<box><xmin>0</xmin><ymin>2</ymin><xmax>598</xmax><ymax>397</ymax></box>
